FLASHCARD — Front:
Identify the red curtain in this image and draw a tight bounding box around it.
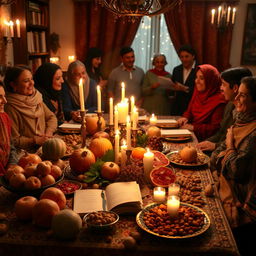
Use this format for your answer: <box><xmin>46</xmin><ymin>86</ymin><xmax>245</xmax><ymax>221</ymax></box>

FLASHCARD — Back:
<box><xmin>74</xmin><ymin>1</ymin><xmax>141</xmax><ymax>77</ymax></box>
<box><xmin>164</xmin><ymin>1</ymin><xmax>233</xmax><ymax>72</ymax></box>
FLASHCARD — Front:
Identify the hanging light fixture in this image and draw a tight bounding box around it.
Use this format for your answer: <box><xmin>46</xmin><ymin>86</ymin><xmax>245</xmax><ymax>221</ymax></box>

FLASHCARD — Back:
<box><xmin>96</xmin><ymin>0</ymin><xmax>181</xmax><ymax>20</ymax></box>
<box><xmin>210</xmin><ymin>1</ymin><xmax>238</xmax><ymax>30</ymax></box>
<box><xmin>0</xmin><ymin>0</ymin><xmax>15</xmax><ymax>5</ymax></box>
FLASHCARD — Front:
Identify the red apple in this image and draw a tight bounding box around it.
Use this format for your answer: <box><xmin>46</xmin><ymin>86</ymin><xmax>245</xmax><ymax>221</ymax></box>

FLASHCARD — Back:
<box><xmin>9</xmin><ymin>173</ymin><xmax>26</xmax><ymax>188</ymax></box>
<box><xmin>40</xmin><ymin>187</ymin><xmax>66</xmax><ymax>210</ymax></box>
<box><xmin>14</xmin><ymin>196</ymin><xmax>38</xmax><ymax>221</ymax></box>
<box><xmin>5</xmin><ymin>165</ymin><xmax>25</xmax><ymax>181</ymax></box>
<box><xmin>40</xmin><ymin>174</ymin><xmax>55</xmax><ymax>187</ymax></box>
<box><xmin>24</xmin><ymin>164</ymin><xmax>37</xmax><ymax>178</ymax></box>
<box><xmin>36</xmin><ymin>161</ymin><xmax>52</xmax><ymax>177</ymax></box>
<box><xmin>50</xmin><ymin>165</ymin><xmax>62</xmax><ymax>179</ymax></box>
<box><xmin>24</xmin><ymin>176</ymin><xmax>41</xmax><ymax>190</ymax></box>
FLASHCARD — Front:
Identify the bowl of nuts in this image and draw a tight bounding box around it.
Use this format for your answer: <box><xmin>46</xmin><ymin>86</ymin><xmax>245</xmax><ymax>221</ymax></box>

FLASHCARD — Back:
<box><xmin>83</xmin><ymin>211</ymin><xmax>119</xmax><ymax>230</ymax></box>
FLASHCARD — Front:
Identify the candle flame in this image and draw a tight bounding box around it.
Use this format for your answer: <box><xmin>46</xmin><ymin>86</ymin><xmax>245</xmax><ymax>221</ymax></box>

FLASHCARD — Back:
<box><xmin>121</xmin><ymin>82</ymin><xmax>125</xmax><ymax>88</ymax></box>
<box><xmin>9</xmin><ymin>20</ymin><xmax>14</xmax><ymax>26</ymax></box>
<box><xmin>115</xmin><ymin>130</ymin><xmax>120</xmax><ymax>135</ymax></box>
<box><xmin>122</xmin><ymin>140</ymin><xmax>127</xmax><ymax>146</ymax></box>
<box><xmin>79</xmin><ymin>78</ymin><xmax>83</xmax><ymax>86</ymax></box>
<box><xmin>16</xmin><ymin>19</ymin><xmax>20</xmax><ymax>25</ymax></box>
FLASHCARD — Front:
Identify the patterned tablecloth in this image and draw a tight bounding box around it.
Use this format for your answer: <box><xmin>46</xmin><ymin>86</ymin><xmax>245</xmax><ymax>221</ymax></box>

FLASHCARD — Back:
<box><xmin>0</xmin><ymin>118</ymin><xmax>240</xmax><ymax>256</ymax></box>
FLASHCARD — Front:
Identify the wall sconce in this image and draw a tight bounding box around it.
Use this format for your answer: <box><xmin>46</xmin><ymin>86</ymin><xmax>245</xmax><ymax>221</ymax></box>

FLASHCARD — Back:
<box><xmin>211</xmin><ymin>2</ymin><xmax>237</xmax><ymax>30</ymax></box>
<box><xmin>68</xmin><ymin>55</ymin><xmax>75</xmax><ymax>63</ymax></box>
<box><xmin>3</xmin><ymin>18</ymin><xmax>21</xmax><ymax>41</ymax></box>
<box><xmin>50</xmin><ymin>57</ymin><xmax>60</xmax><ymax>64</ymax></box>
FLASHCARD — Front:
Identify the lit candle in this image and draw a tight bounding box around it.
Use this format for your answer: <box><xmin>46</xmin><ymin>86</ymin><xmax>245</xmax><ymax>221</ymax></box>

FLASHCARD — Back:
<box><xmin>132</xmin><ymin>107</ymin><xmax>138</xmax><ymax>130</ymax></box>
<box><xmin>130</xmin><ymin>96</ymin><xmax>135</xmax><ymax>114</ymax></box>
<box><xmin>227</xmin><ymin>6</ymin><xmax>231</xmax><ymax>23</ymax></box>
<box><xmin>115</xmin><ymin>130</ymin><xmax>120</xmax><ymax>164</ymax></box>
<box><xmin>114</xmin><ymin>105</ymin><xmax>118</xmax><ymax>131</ymax></box>
<box><xmin>232</xmin><ymin>7</ymin><xmax>236</xmax><ymax>24</ymax></box>
<box><xmin>109</xmin><ymin>97</ymin><xmax>114</xmax><ymax>125</ymax></box>
<box><xmin>9</xmin><ymin>20</ymin><xmax>14</xmax><ymax>37</ymax></box>
<box><xmin>121</xmin><ymin>82</ymin><xmax>125</xmax><ymax>101</ymax></box>
<box><xmin>167</xmin><ymin>195</ymin><xmax>180</xmax><ymax>217</ymax></box>
<box><xmin>126</xmin><ymin>115</ymin><xmax>131</xmax><ymax>150</ymax></box>
<box><xmin>150</xmin><ymin>113</ymin><xmax>157</xmax><ymax>125</ymax></box>
<box><xmin>168</xmin><ymin>183</ymin><xmax>180</xmax><ymax>196</ymax></box>
<box><xmin>50</xmin><ymin>57</ymin><xmax>59</xmax><ymax>64</ymax></box>
<box><xmin>153</xmin><ymin>187</ymin><xmax>166</xmax><ymax>202</ymax></box>
<box><xmin>211</xmin><ymin>9</ymin><xmax>215</xmax><ymax>24</ymax></box>
<box><xmin>117</xmin><ymin>100</ymin><xmax>128</xmax><ymax>124</ymax></box>
<box><xmin>97</xmin><ymin>85</ymin><xmax>101</xmax><ymax>112</ymax></box>
<box><xmin>68</xmin><ymin>55</ymin><xmax>75</xmax><ymax>63</ymax></box>
<box><xmin>79</xmin><ymin>78</ymin><xmax>85</xmax><ymax>111</ymax></box>
<box><xmin>217</xmin><ymin>6</ymin><xmax>222</xmax><ymax>25</ymax></box>
<box><xmin>121</xmin><ymin>140</ymin><xmax>127</xmax><ymax>168</ymax></box>
<box><xmin>143</xmin><ymin>148</ymin><xmax>154</xmax><ymax>183</ymax></box>
<box><xmin>16</xmin><ymin>19</ymin><xmax>20</xmax><ymax>38</ymax></box>
<box><xmin>4</xmin><ymin>20</ymin><xmax>9</xmax><ymax>37</ymax></box>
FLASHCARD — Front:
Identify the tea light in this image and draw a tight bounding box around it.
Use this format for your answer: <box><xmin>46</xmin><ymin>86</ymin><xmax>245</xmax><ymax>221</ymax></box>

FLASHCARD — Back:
<box><xmin>167</xmin><ymin>195</ymin><xmax>180</xmax><ymax>217</ymax></box>
<box><xmin>168</xmin><ymin>183</ymin><xmax>180</xmax><ymax>196</ymax></box>
<box><xmin>150</xmin><ymin>113</ymin><xmax>157</xmax><ymax>125</ymax></box>
<box><xmin>153</xmin><ymin>187</ymin><xmax>166</xmax><ymax>202</ymax></box>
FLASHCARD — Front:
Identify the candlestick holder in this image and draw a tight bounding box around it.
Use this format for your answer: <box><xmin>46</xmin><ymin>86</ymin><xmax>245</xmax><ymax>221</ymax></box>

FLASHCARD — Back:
<box><xmin>108</xmin><ymin>124</ymin><xmax>115</xmax><ymax>145</ymax></box>
<box><xmin>95</xmin><ymin>111</ymin><xmax>104</xmax><ymax>132</ymax></box>
<box><xmin>119</xmin><ymin>123</ymin><xmax>126</xmax><ymax>141</ymax></box>
<box><xmin>131</xmin><ymin>129</ymin><xmax>138</xmax><ymax>147</ymax></box>
<box><xmin>80</xmin><ymin>110</ymin><xmax>87</xmax><ymax>148</ymax></box>
<box><xmin>125</xmin><ymin>149</ymin><xmax>132</xmax><ymax>165</ymax></box>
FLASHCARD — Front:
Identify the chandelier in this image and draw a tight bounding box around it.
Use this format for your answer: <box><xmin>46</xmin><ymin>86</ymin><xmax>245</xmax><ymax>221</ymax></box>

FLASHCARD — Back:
<box><xmin>211</xmin><ymin>1</ymin><xmax>238</xmax><ymax>30</ymax></box>
<box><xmin>96</xmin><ymin>0</ymin><xmax>181</xmax><ymax>19</ymax></box>
<box><xmin>0</xmin><ymin>0</ymin><xmax>15</xmax><ymax>5</ymax></box>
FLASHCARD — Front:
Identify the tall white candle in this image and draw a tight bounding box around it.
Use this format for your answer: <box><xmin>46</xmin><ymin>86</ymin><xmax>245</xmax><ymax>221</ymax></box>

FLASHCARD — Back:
<box><xmin>121</xmin><ymin>82</ymin><xmax>125</xmax><ymax>101</ymax></box>
<box><xmin>126</xmin><ymin>115</ymin><xmax>131</xmax><ymax>150</ymax></box>
<box><xmin>217</xmin><ymin>6</ymin><xmax>222</xmax><ymax>25</ymax></box>
<box><xmin>109</xmin><ymin>97</ymin><xmax>114</xmax><ymax>125</ymax></box>
<box><xmin>114</xmin><ymin>105</ymin><xmax>118</xmax><ymax>131</ymax></box>
<box><xmin>232</xmin><ymin>7</ymin><xmax>236</xmax><ymax>24</ymax></box>
<box><xmin>167</xmin><ymin>196</ymin><xmax>180</xmax><ymax>217</ymax></box>
<box><xmin>227</xmin><ymin>6</ymin><xmax>231</xmax><ymax>23</ymax></box>
<box><xmin>117</xmin><ymin>100</ymin><xmax>128</xmax><ymax>124</ymax></box>
<box><xmin>121</xmin><ymin>140</ymin><xmax>127</xmax><ymax>168</ymax></box>
<box><xmin>115</xmin><ymin>130</ymin><xmax>120</xmax><ymax>164</ymax></box>
<box><xmin>79</xmin><ymin>78</ymin><xmax>85</xmax><ymax>111</ymax></box>
<box><xmin>211</xmin><ymin>9</ymin><xmax>215</xmax><ymax>24</ymax></box>
<box><xmin>153</xmin><ymin>187</ymin><xmax>166</xmax><ymax>202</ymax></box>
<box><xmin>4</xmin><ymin>20</ymin><xmax>9</xmax><ymax>37</ymax></box>
<box><xmin>150</xmin><ymin>113</ymin><xmax>157</xmax><ymax>125</ymax></box>
<box><xmin>16</xmin><ymin>19</ymin><xmax>20</xmax><ymax>37</ymax></box>
<box><xmin>132</xmin><ymin>107</ymin><xmax>138</xmax><ymax>130</ymax></box>
<box><xmin>9</xmin><ymin>20</ymin><xmax>14</xmax><ymax>37</ymax></box>
<box><xmin>143</xmin><ymin>148</ymin><xmax>154</xmax><ymax>183</ymax></box>
<box><xmin>130</xmin><ymin>96</ymin><xmax>135</xmax><ymax>114</ymax></box>
<box><xmin>97</xmin><ymin>85</ymin><xmax>101</xmax><ymax>112</ymax></box>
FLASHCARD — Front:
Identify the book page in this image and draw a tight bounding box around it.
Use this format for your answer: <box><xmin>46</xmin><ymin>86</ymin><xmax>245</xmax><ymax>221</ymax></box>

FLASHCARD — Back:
<box><xmin>105</xmin><ymin>181</ymin><xmax>142</xmax><ymax>211</ymax></box>
<box><xmin>58</xmin><ymin>123</ymin><xmax>81</xmax><ymax>130</ymax></box>
<box><xmin>73</xmin><ymin>189</ymin><xmax>105</xmax><ymax>214</ymax></box>
<box><xmin>161</xmin><ymin>129</ymin><xmax>192</xmax><ymax>137</ymax></box>
<box><xmin>158</xmin><ymin>76</ymin><xmax>175</xmax><ymax>89</ymax></box>
<box><xmin>157</xmin><ymin>119</ymin><xmax>177</xmax><ymax>124</ymax></box>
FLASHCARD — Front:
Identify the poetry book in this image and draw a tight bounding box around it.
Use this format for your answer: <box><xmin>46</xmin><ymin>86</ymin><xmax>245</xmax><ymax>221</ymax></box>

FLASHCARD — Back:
<box><xmin>73</xmin><ymin>181</ymin><xmax>142</xmax><ymax>215</ymax></box>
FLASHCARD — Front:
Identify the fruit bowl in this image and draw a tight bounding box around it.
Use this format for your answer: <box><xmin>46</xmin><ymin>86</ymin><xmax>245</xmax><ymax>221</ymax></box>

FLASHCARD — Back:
<box><xmin>55</xmin><ymin>179</ymin><xmax>82</xmax><ymax>196</ymax></box>
<box><xmin>150</xmin><ymin>166</ymin><xmax>176</xmax><ymax>187</ymax></box>
<box><xmin>83</xmin><ymin>211</ymin><xmax>119</xmax><ymax>230</ymax></box>
<box><xmin>0</xmin><ymin>173</ymin><xmax>64</xmax><ymax>196</ymax></box>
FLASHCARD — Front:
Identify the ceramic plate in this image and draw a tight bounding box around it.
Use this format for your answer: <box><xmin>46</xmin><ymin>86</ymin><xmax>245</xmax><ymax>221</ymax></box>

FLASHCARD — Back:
<box><xmin>136</xmin><ymin>202</ymin><xmax>210</xmax><ymax>239</ymax></box>
<box><xmin>164</xmin><ymin>136</ymin><xmax>192</xmax><ymax>142</ymax></box>
<box><xmin>167</xmin><ymin>151</ymin><xmax>210</xmax><ymax>168</ymax></box>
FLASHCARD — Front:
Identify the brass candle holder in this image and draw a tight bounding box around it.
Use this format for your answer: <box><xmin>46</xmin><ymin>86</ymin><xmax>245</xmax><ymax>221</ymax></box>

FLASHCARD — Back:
<box><xmin>95</xmin><ymin>111</ymin><xmax>104</xmax><ymax>132</ymax></box>
<box><xmin>80</xmin><ymin>110</ymin><xmax>87</xmax><ymax>148</ymax></box>
<box><xmin>125</xmin><ymin>149</ymin><xmax>132</xmax><ymax>165</ymax></box>
<box><xmin>119</xmin><ymin>123</ymin><xmax>126</xmax><ymax>141</ymax></box>
<box><xmin>131</xmin><ymin>129</ymin><xmax>138</xmax><ymax>148</ymax></box>
<box><xmin>108</xmin><ymin>124</ymin><xmax>115</xmax><ymax>145</ymax></box>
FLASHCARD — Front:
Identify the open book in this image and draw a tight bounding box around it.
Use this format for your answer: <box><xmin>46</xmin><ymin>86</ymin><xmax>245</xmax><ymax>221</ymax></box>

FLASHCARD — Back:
<box><xmin>73</xmin><ymin>181</ymin><xmax>142</xmax><ymax>215</ymax></box>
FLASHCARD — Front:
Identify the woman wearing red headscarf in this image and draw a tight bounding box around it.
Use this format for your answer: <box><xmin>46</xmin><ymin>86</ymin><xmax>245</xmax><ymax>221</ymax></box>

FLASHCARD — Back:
<box><xmin>177</xmin><ymin>64</ymin><xmax>226</xmax><ymax>141</ymax></box>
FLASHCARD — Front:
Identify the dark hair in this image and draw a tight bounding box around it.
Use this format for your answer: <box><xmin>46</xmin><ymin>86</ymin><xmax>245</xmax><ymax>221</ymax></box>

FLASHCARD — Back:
<box><xmin>241</xmin><ymin>76</ymin><xmax>256</xmax><ymax>102</ymax></box>
<box><xmin>178</xmin><ymin>44</ymin><xmax>196</xmax><ymax>57</ymax></box>
<box><xmin>120</xmin><ymin>46</ymin><xmax>134</xmax><ymax>57</ymax></box>
<box><xmin>4</xmin><ymin>65</ymin><xmax>31</xmax><ymax>93</ymax></box>
<box><xmin>221</xmin><ymin>67</ymin><xmax>252</xmax><ymax>89</ymax></box>
<box><xmin>85</xmin><ymin>48</ymin><xmax>102</xmax><ymax>81</ymax></box>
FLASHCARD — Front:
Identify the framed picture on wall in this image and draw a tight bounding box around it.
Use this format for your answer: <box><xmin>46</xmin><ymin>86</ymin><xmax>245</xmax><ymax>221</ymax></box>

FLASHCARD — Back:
<box><xmin>241</xmin><ymin>4</ymin><xmax>256</xmax><ymax>65</ymax></box>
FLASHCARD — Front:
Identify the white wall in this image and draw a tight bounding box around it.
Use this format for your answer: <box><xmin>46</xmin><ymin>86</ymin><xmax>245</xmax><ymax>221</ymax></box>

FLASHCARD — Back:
<box><xmin>50</xmin><ymin>0</ymin><xmax>256</xmax><ymax>73</ymax></box>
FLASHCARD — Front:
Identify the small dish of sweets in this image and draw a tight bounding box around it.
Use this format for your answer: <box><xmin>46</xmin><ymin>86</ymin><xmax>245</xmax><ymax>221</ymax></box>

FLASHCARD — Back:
<box><xmin>83</xmin><ymin>211</ymin><xmax>119</xmax><ymax>230</ymax></box>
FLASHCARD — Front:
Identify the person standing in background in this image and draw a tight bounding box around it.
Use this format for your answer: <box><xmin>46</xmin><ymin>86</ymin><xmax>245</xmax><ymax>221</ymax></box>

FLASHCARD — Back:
<box><xmin>171</xmin><ymin>44</ymin><xmax>198</xmax><ymax>115</ymax></box>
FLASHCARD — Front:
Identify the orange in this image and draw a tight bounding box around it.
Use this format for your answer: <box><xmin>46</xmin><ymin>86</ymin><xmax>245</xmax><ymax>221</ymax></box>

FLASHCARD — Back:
<box><xmin>131</xmin><ymin>147</ymin><xmax>147</xmax><ymax>160</ymax></box>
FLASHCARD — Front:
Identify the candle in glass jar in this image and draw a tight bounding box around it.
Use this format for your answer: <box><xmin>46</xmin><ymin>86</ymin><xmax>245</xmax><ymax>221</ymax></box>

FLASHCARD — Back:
<box><xmin>153</xmin><ymin>187</ymin><xmax>166</xmax><ymax>202</ymax></box>
<box><xmin>114</xmin><ymin>105</ymin><xmax>118</xmax><ymax>131</ymax></box>
<box><xmin>109</xmin><ymin>97</ymin><xmax>114</xmax><ymax>125</ymax></box>
<box><xmin>150</xmin><ymin>113</ymin><xmax>157</xmax><ymax>125</ymax></box>
<box><xmin>121</xmin><ymin>82</ymin><xmax>125</xmax><ymax>101</ymax></box>
<box><xmin>121</xmin><ymin>140</ymin><xmax>127</xmax><ymax>168</ymax></box>
<box><xmin>79</xmin><ymin>78</ymin><xmax>85</xmax><ymax>111</ymax></box>
<box><xmin>168</xmin><ymin>183</ymin><xmax>180</xmax><ymax>196</ymax></box>
<box><xmin>97</xmin><ymin>85</ymin><xmax>101</xmax><ymax>112</ymax></box>
<box><xmin>126</xmin><ymin>115</ymin><xmax>131</xmax><ymax>150</ymax></box>
<box><xmin>114</xmin><ymin>130</ymin><xmax>120</xmax><ymax>164</ymax></box>
<box><xmin>167</xmin><ymin>195</ymin><xmax>180</xmax><ymax>217</ymax></box>
<box><xmin>143</xmin><ymin>148</ymin><xmax>154</xmax><ymax>182</ymax></box>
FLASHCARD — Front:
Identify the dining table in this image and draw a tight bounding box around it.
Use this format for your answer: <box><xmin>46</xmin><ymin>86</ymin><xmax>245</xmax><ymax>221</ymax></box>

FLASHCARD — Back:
<box><xmin>0</xmin><ymin>116</ymin><xmax>240</xmax><ymax>256</ymax></box>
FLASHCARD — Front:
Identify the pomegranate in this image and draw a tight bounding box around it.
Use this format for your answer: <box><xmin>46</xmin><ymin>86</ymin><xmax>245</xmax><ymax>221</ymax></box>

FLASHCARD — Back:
<box><xmin>40</xmin><ymin>187</ymin><xmax>66</xmax><ymax>210</ymax></box>
<box><xmin>14</xmin><ymin>196</ymin><xmax>38</xmax><ymax>221</ymax></box>
<box><xmin>147</xmin><ymin>126</ymin><xmax>161</xmax><ymax>137</ymax></box>
<box><xmin>18</xmin><ymin>152</ymin><xmax>42</xmax><ymax>168</ymax></box>
<box><xmin>101</xmin><ymin>162</ymin><xmax>120</xmax><ymax>181</ymax></box>
<box><xmin>69</xmin><ymin>148</ymin><xmax>96</xmax><ymax>174</ymax></box>
<box><xmin>85</xmin><ymin>114</ymin><xmax>106</xmax><ymax>135</ymax></box>
<box><xmin>89</xmin><ymin>137</ymin><xmax>113</xmax><ymax>159</ymax></box>
<box><xmin>179</xmin><ymin>146</ymin><xmax>197</xmax><ymax>163</ymax></box>
<box><xmin>93</xmin><ymin>131</ymin><xmax>110</xmax><ymax>139</ymax></box>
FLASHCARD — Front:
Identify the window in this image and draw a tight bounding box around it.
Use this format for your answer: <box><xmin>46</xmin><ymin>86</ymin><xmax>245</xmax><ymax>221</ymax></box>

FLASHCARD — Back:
<box><xmin>132</xmin><ymin>14</ymin><xmax>180</xmax><ymax>73</ymax></box>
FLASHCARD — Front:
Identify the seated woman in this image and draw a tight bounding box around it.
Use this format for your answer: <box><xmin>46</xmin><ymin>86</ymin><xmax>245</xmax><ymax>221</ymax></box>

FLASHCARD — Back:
<box><xmin>62</xmin><ymin>60</ymin><xmax>97</xmax><ymax>121</ymax></box>
<box><xmin>4</xmin><ymin>66</ymin><xmax>57</xmax><ymax>150</ymax></box>
<box><xmin>210</xmin><ymin>77</ymin><xmax>256</xmax><ymax>254</ymax></box>
<box><xmin>34</xmin><ymin>62</ymin><xmax>65</xmax><ymax>124</ymax></box>
<box><xmin>142</xmin><ymin>54</ymin><xmax>188</xmax><ymax>115</ymax></box>
<box><xmin>0</xmin><ymin>82</ymin><xmax>18</xmax><ymax>175</ymax></box>
<box><xmin>177</xmin><ymin>64</ymin><xmax>226</xmax><ymax>141</ymax></box>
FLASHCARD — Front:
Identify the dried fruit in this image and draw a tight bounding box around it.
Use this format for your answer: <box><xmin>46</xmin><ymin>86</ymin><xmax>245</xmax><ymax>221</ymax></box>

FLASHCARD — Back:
<box><xmin>147</xmin><ymin>136</ymin><xmax>163</xmax><ymax>152</ymax></box>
